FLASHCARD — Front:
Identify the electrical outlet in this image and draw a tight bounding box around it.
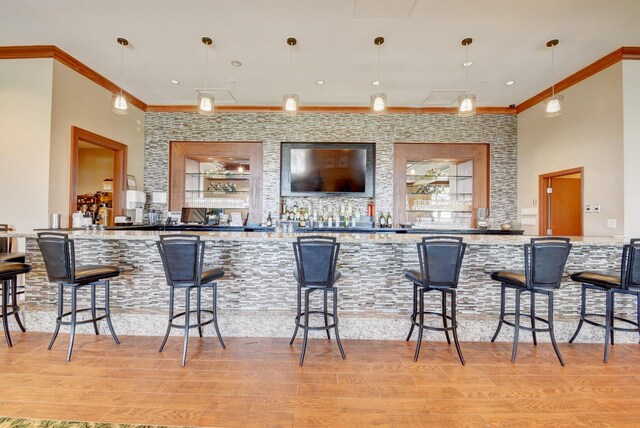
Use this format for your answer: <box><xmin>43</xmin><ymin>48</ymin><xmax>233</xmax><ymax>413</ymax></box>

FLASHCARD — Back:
<box><xmin>584</xmin><ymin>204</ymin><xmax>592</xmax><ymax>213</ymax></box>
<box><xmin>607</xmin><ymin>219</ymin><xmax>617</xmax><ymax>228</ymax></box>
<box><xmin>594</xmin><ymin>204</ymin><xmax>601</xmax><ymax>213</ymax></box>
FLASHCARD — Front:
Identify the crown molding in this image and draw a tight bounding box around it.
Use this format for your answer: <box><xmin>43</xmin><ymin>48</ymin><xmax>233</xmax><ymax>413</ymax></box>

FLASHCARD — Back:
<box><xmin>146</xmin><ymin>105</ymin><xmax>516</xmax><ymax>114</ymax></box>
<box><xmin>516</xmin><ymin>46</ymin><xmax>640</xmax><ymax>114</ymax></box>
<box><xmin>0</xmin><ymin>45</ymin><xmax>147</xmax><ymax>111</ymax></box>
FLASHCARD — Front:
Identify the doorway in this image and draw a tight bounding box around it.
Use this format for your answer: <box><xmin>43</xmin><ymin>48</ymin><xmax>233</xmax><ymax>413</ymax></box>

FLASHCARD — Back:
<box><xmin>539</xmin><ymin>167</ymin><xmax>583</xmax><ymax>236</ymax></box>
<box><xmin>69</xmin><ymin>127</ymin><xmax>127</xmax><ymax>226</ymax></box>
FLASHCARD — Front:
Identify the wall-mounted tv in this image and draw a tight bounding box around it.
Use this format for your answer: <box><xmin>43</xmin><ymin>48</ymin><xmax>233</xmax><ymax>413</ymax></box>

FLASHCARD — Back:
<box><xmin>281</xmin><ymin>143</ymin><xmax>375</xmax><ymax>197</ymax></box>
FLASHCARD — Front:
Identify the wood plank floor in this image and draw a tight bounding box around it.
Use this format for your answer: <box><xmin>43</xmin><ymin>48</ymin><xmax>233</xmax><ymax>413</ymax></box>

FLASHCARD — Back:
<box><xmin>0</xmin><ymin>332</ymin><xmax>639</xmax><ymax>427</ymax></box>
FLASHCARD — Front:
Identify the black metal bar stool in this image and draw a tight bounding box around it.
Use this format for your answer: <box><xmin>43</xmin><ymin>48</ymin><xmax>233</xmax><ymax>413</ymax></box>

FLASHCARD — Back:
<box><xmin>156</xmin><ymin>235</ymin><xmax>225</xmax><ymax>367</ymax></box>
<box><xmin>569</xmin><ymin>239</ymin><xmax>640</xmax><ymax>363</ymax></box>
<box><xmin>36</xmin><ymin>233</ymin><xmax>120</xmax><ymax>361</ymax></box>
<box><xmin>290</xmin><ymin>236</ymin><xmax>345</xmax><ymax>366</ymax></box>
<box><xmin>1</xmin><ymin>224</ymin><xmax>27</xmax><ymax>319</ymax></box>
<box><xmin>405</xmin><ymin>236</ymin><xmax>467</xmax><ymax>364</ymax></box>
<box><xmin>0</xmin><ymin>262</ymin><xmax>31</xmax><ymax>347</ymax></box>
<box><xmin>490</xmin><ymin>237</ymin><xmax>572</xmax><ymax>366</ymax></box>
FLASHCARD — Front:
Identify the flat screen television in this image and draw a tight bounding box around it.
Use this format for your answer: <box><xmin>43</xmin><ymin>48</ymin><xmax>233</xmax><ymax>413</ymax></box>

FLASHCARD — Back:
<box><xmin>180</xmin><ymin>207</ymin><xmax>207</xmax><ymax>224</ymax></box>
<box><xmin>281</xmin><ymin>143</ymin><xmax>375</xmax><ymax>197</ymax></box>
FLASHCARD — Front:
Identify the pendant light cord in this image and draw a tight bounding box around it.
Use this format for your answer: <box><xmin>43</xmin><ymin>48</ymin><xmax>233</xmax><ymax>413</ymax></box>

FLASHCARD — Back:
<box><xmin>465</xmin><ymin>44</ymin><xmax>469</xmax><ymax>92</ymax></box>
<box><xmin>119</xmin><ymin>43</ymin><xmax>124</xmax><ymax>96</ymax></box>
<box><xmin>550</xmin><ymin>44</ymin><xmax>555</xmax><ymax>97</ymax></box>
<box><xmin>204</xmin><ymin>43</ymin><xmax>209</xmax><ymax>90</ymax></box>
<box><xmin>289</xmin><ymin>44</ymin><xmax>293</xmax><ymax>91</ymax></box>
<box><xmin>377</xmin><ymin>44</ymin><xmax>381</xmax><ymax>84</ymax></box>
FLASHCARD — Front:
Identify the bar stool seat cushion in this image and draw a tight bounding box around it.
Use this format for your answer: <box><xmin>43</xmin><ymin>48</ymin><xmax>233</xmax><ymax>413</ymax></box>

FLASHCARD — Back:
<box><xmin>74</xmin><ymin>265</ymin><xmax>120</xmax><ymax>284</ymax></box>
<box><xmin>293</xmin><ymin>268</ymin><xmax>341</xmax><ymax>286</ymax></box>
<box><xmin>202</xmin><ymin>267</ymin><xmax>224</xmax><ymax>284</ymax></box>
<box><xmin>0</xmin><ymin>262</ymin><xmax>31</xmax><ymax>278</ymax></box>
<box><xmin>0</xmin><ymin>252</ymin><xmax>25</xmax><ymax>263</ymax></box>
<box><xmin>404</xmin><ymin>269</ymin><xmax>422</xmax><ymax>285</ymax></box>
<box><xmin>570</xmin><ymin>271</ymin><xmax>620</xmax><ymax>288</ymax></box>
<box><xmin>490</xmin><ymin>270</ymin><xmax>526</xmax><ymax>286</ymax></box>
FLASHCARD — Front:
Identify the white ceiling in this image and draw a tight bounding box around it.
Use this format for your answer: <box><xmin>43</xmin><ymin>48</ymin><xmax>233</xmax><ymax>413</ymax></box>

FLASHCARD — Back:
<box><xmin>2</xmin><ymin>0</ymin><xmax>639</xmax><ymax>107</ymax></box>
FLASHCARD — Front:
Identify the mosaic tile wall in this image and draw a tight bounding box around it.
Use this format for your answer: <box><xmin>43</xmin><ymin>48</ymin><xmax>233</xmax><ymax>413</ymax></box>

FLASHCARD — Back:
<box><xmin>144</xmin><ymin>112</ymin><xmax>517</xmax><ymax>224</ymax></box>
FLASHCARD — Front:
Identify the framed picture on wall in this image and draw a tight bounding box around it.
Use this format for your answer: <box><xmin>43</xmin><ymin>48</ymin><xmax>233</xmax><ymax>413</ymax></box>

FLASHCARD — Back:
<box><xmin>127</xmin><ymin>175</ymin><xmax>137</xmax><ymax>190</ymax></box>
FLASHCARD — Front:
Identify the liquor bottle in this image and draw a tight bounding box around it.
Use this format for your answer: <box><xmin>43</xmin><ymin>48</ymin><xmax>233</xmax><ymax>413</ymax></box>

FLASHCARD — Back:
<box><xmin>344</xmin><ymin>215</ymin><xmax>349</xmax><ymax>228</ymax></box>
<box><xmin>378</xmin><ymin>212</ymin><xmax>386</xmax><ymax>228</ymax></box>
<box><xmin>266</xmin><ymin>212</ymin><xmax>273</xmax><ymax>227</ymax></box>
<box><xmin>351</xmin><ymin>213</ymin><xmax>357</xmax><ymax>228</ymax></box>
<box><xmin>386</xmin><ymin>212</ymin><xmax>393</xmax><ymax>228</ymax></box>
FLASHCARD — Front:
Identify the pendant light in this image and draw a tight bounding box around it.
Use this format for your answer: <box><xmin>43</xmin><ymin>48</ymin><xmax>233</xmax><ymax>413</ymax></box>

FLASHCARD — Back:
<box><xmin>457</xmin><ymin>38</ymin><xmax>476</xmax><ymax>117</ymax></box>
<box><xmin>112</xmin><ymin>37</ymin><xmax>130</xmax><ymax>115</ymax></box>
<box><xmin>370</xmin><ymin>36</ymin><xmax>387</xmax><ymax>114</ymax></box>
<box><xmin>544</xmin><ymin>39</ymin><xmax>563</xmax><ymax>117</ymax></box>
<box><xmin>197</xmin><ymin>37</ymin><xmax>215</xmax><ymax>115</ymax></box>
<box><xmin>283</xmin><ymin>37</ymin><xmax>299</xmax><ymax>116</ymax></box>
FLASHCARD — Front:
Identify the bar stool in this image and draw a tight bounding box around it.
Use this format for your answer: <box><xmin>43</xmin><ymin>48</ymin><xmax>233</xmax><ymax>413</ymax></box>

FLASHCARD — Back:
<box><xmin>405</xmin><ymin>236</ymin><xmax>467</xmax><ymax>364</ymax></box>
<box><xmin>156</xmin><ymin>235</ymin><xmax>225</xmax><ymax>367</ymax></box>
<box><xmin>490</xmin><ymin>237</ymin><xmax>572</xmax><ymax>366</ymax></box>
<box><xmin>0</xmin><ymin>262</ymin><xmax>31</xmax><ymax>347</ymax></box>
<box><xmin>290</xmin><ymin>236</ymin><xmax>345</xmax><ymax>366</ymax></box>
<box><xmin>36</xmin><ymin>233</ymin><xmax>120</xmax><ymax>361</ymax></box>
<box><xmin>0</xmin><ymin>224</ymin><xmax>26</xmax><ymax>309</ymax></box>
<box><xmin>569</xmin><ymin>239</ymin><xmax>640</xmax><ymax>363</ymax></box>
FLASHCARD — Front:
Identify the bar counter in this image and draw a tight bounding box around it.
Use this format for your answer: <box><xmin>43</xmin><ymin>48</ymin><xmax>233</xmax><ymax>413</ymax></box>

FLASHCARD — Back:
<box><xmin>1</xmin><ymin>230</ymin><xmax>632</xmax><ymax>343</ymax></box>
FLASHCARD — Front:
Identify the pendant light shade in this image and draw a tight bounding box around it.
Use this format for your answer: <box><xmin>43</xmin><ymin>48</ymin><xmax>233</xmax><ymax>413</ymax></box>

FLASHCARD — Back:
<box><xmin>544</xmin><ymin>39</ymin><xmax>563</xmax><ymax>118</ymax></box>
<box><xmin>370</xmin><ymin>93</ymin><xmax>387</xmax><ymax>114</ymax></box>
<box><xmin>112</xmin><ymin>37</ymin><xmax>130</xmax><ymax>115</ymax></box>
<box><xmin>283</xmin><ymin>93</ymin><xmax>299</xmax><ymax>116</ymax></box>
<box><xmin>458</xmin><ymin>38</ymin><xmax>476</xmax><ymax>118</ymax></box>
<box><xmin>283</xmin><ymin>37</ymin><xmax>299</xmax><ymax>115</ymax></box>
<box><xmin>198</xmin><ymin>37</ymin><xmax>215</xmax><ymax>115</ymax></box>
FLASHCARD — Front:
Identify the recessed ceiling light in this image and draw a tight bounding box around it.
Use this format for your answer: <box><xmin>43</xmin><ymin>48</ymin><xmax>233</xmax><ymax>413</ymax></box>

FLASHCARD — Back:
<box><xmin>231</xmin><ymin>60</ymin><xmax>242</xmax><ymax>67</ymax></box>
<box><xmin>170</xmin><ymin>79</ymin><xmax>180</xmax><ymax>85</ymax></box>
<box><xmin>462</xmin><ymin>61</ymin><xmax>473</xmax><ymax>67</ymax></box>
<box><xmin>371</xmin><ymin>80</ymin><xmax>380</xmax><ymax>86</ymax></box>
<box><xmin>316</xmin><ymin>80</ymin><xmax>325</xmax><ymax>85</ymax></box>
<box><xmin>505</xmin><ymin>80</ymin><xmax>516</xmax><ymax>86</ymax></box>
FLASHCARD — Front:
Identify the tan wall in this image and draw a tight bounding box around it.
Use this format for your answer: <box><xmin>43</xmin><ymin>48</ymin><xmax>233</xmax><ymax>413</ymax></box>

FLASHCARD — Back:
<box><xmin>0</xmin><ymin>59</ymin><xmax>54</xmax><ymax>231</ymax></box>
<box><xmin>49</xmin><ymin>60</ymin><xmax>145</xmax><ymax>227</ymax></box>
<box><xmin>77</xmin><ymin>147</ymin><xmax>114</xmax><ymax>195</ymax></box>
<box><xmin>623</xmin><ymin>60</ymin><xmax>640</xmax><ymax>238</ymax></box>
<box><xmin>517</xmin><ymin>62</ymin><xmax>624</xmax><ymax>236</ymax></box>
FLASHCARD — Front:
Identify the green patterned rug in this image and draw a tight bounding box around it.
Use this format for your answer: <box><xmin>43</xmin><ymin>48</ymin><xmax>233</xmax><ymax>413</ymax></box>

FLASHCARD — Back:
<box><xmin>0</xmin><ymin>418</ymin><xmax>176</xmax><ymax>428</ymax></box>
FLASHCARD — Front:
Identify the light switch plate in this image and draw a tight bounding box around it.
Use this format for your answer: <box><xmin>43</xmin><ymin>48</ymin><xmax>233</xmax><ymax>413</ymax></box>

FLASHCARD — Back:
<box><xmin>584</xmin><ymin>204</ymin><xmax>592</xmax><ymax>213</ymax></box>
<box><xmin>607</xmin><ymin>219</ymin><xmax>617</xmax><ymax>228</ymax></box>
<box><xmin>594</xmin><ymin>204</ymin><xmax>601</xmax><ymax>213</ymax></box>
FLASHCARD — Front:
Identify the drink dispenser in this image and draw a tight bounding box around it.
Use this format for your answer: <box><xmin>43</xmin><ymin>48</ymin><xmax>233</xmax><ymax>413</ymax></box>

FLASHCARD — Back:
<box><xmin>126</xmin><ymin>190</ymin><xmax>146</xmax><ymax>224</ymax></box>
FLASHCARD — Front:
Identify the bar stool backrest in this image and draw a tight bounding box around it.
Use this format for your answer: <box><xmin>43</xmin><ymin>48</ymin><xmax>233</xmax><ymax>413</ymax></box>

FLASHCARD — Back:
<box><xmin>0</xmin><ymin>224</ymin><xmax>8</xmax><ymax>253</ymax></box>
<box><xmin>157</xmin><ymin>235</ymin><xmax>205</xmax><ymax>287</ymax></box>
<box><xmin>524</xmin><ymin>239</ymin><xmax>572</xmax><ymax>289</ymax></box>
<box><xmin>417</xmin><ymin>237</ymin><xmax>466</xmax><ymax>288</ymax></box>
<box><xmin>293</xmin><ymin>239</ymin><xmax>340</xmax><ymax>287</ymax></box>
<box><xmin>622</xmin><ymin>239</ymin><xmax>640</xmax><ymax>289</ymax></box>
<box><xmin>36</xmin><ymin>232</ymin><xmax>75</xmax><ymax>283</ymax></box>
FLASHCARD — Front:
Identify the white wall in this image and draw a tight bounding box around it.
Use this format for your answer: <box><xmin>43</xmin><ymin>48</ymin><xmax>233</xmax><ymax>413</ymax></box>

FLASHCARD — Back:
<box><xmin>623</xmin><ymin>60</ymin><xmax>640</xmax><ymax>238</ymax></box>
<box><xmin>49</xmin><ymin>60</ymin><xmax>145</xmax><ymax>226</ymax></box>
<box><xmin>517</xmin><ymin>62</ymin><xmax>624</xmax><ymax>236</ymax></box>
<box><xmin>0</xmin><ymin>59</ymin><xmax>53</xmax><ymax>231</ymax></box>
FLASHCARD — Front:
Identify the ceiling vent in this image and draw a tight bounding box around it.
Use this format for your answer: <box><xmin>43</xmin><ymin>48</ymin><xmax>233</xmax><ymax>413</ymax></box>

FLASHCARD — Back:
<box><xmin>193</xmin><ymin>89</ymin><xmax>238</xmax><ymax>104</ymax></box>
<box><xmin>353</xmin><ymin>0</ymin><xmax>416</xmax><ymax>20</ymax></box>
<box><xmin>423</xmin><ymin>90</ymin><xmax>467</xmax><ymax>106</ymax></box>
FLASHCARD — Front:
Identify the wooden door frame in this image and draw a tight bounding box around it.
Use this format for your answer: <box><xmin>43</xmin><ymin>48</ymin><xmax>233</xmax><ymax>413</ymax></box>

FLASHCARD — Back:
<box><xmin>393</xmin><ymin>143</ymin><xmax>490</xmax><ymax>227</ymax></box>
<box><xmin>538</xmin><ymin>167</ymin><xmax>584</xmax><ymax>236</ymax></box>
<box><xmin>69</xmin><ymin>126</ymin><xmax>128</xmax><ymax>226</ymax></box>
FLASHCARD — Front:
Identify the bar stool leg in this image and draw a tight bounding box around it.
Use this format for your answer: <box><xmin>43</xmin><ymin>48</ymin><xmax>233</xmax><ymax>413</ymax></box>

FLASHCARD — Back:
<box><xmin>511</xmin><ymin>288</ymin><xmax>522</xmax><ymax>363</ymax></box>
<box><xmin>212</xmin><ymin>283</ymin><xmax>225</xmax><ymax>349</ymax></box>
<box><xmin>197</xmin><ymin>287</ymin><xmax>203</xmax><ymax>338</ymax></box>
<box><xmin>299</xmin><ymin>288</ymin><xmax>311</xmax><ymax>367</ymax></box>
<box><xmin>323</xmin><ymin>289</ymin><xmax>331</xmax><ymax>340</ymax></box>
<box><xmin>90</xmin><ymin>284</ymin><xmax>99</xmax><ymax>335</ymax></box>
<box><xmin>604</xmin><ymin>291</ymin><xmax>612</xmax><ymax>363</ymax></box>
<box><xmin>10</xmin><ymin>277</ymin><xmax>26</xmax><ymax>332</ymax></box>
<box><xmin>413</xmin><ymin>288</ymin><xmax>425</xmax><ymax>362</ymax></box>
<box><xmin>547</xmin><ymin>290</ymin><xmax>564</xmax><ymax>366</ymax></box>
<box><xmin>406</xmin><ymin>284</ymin><xmax>417</xmax><ymax>341</ymax></box>
<box><xmin>182</xmin><ymin>287</ymin><xmax>191</xmax><ymax>367</ymax></box>
<box><xmin>289</xmin><ymin>285</ymin><xmax>301</xmax><ymax>345</ymax></box>
<box><xmin>637</xmin><ymin>293</ymin><xmax>640</xmax><ymax>344</ymax></box>
<box><xmin>569</xmin><ymin>284</ymin><xmax>587</xmax><ymax>343</ymax></box>
<box><xmin>332</xmin><ymin>287</ymin><xmax>345</xmax><ymax>360</ymax></box>
<box><xmin>67</xmin><ymin>286</ymin><xmax>78</xmax><ymax>362</ymax></box>
<box><xmin>441</xmin><ymin>291</ymin><xmax>451</xmax><ymax>344</ymax></box>
<box><xmin>159</xmin><ymin>286</ymin><xmax>174</xmax><ymax>352</ymax></box>
<box><xmin>104</xmin><ymin>280</ymin><xmax>120</xmax><ymax>345</ymax></box>
<box><xmin>610</xmin><ymin>293</ymin><xmax>615</xmax><ymax>346</ymax></box>
<box><xmin>491</xmin><ymin>284</ymin><xmax>506</xmax><ymax>342</ymax></box>
<box><xmin>450</xmin><ymin>289</ymin><xmax>465</xmax><ymax>365</ymax></box>
<box><xmin>2</xmin><ymin>280</ymin><xmax>12</xmax><ymax>347</ymax></box>
<box><xmin>48</xmin><ymin>284</ymin><xmax>63</xmax><ymax>350</ymax></box>
<box><xmin>530</xmin><ymin>291</ymin><xmax>537</xmax><ymax>346</ymax></box>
